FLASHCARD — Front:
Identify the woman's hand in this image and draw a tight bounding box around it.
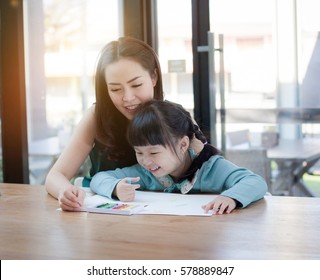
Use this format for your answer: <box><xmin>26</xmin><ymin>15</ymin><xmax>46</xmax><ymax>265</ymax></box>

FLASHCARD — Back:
<box><xmin>202</xmin><ymin>195</ymin><xmax>237</xmax><ymax>214</ymax></box>
<box><xmin>114</xmin><ymin>177</ymin><xmax>140</xmax><ymax>201</ymax></box>
<box><xmin>58</xmin><ymin>185</ymin><xmax>86</xmax><ymax>211</ymax></box>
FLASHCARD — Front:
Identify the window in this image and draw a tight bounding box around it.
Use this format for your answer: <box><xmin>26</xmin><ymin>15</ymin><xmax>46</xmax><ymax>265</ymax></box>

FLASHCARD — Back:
<box><xmin>209</xmin><ymin>0</ymin><xmax>276</xmax><ymax>144</ymax></box>
<box><xmin>24</xmin><ymin>0</ymin><xmax>121</xmax><ymax>183</ymax></box>
<box><xmin>157</xmin><ymin>0</ymin><xmax>194</xmax><ymax>112</ymax></box>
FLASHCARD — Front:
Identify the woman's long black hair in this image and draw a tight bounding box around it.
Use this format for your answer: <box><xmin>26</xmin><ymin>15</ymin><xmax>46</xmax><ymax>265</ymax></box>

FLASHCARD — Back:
<box><xmin>95</xmin><ymin>37</ymin><xmax>164</xmax><ymax>160</ymax></box>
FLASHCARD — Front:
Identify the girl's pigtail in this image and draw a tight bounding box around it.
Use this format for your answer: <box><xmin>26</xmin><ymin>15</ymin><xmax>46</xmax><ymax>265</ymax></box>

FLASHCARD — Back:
<box><xmin>193</xmin><ymin>124</ymin><xmax>207</xmax><ymax>144</ymax></box>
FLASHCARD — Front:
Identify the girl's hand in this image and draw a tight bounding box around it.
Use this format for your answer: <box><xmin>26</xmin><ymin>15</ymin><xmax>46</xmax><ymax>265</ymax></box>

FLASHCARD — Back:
<box><xmin>202</xmin><ymin>195</ymin><xmax>237</xmax><ymax>215</ymax></box>
<box><xmin>114</xmin><ymin>177</ymin><xmax>140</xmax><ymax>202</ymax></box>
<box><xmin>58</xmin><ymin>185</ymin><xmax>86</xmax><ymax>211</ymax></box>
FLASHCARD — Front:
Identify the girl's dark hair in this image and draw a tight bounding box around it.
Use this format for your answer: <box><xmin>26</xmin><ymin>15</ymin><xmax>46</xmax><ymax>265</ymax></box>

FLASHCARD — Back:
<box><xmin>128</xmin><ymin>100</ymin><xmax>221</xmax><ymax>181</ymax></box>
<box><xmin>95</xmin><ymin>37</ymin><xmax>164</xmax><ymax>160</ymax></box>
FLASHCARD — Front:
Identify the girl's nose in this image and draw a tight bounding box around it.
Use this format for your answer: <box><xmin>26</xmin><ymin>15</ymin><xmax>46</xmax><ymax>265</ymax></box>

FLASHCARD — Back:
<box><xmin>140</xmin><ymin>156</ymin><xmax>152</xmax><ymax>167</ymax></box>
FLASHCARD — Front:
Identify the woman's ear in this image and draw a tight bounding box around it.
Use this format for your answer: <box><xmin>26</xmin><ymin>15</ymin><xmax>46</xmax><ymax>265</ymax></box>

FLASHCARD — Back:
<box><xmin>179</xmin><ymin>136</ymin><xmax>190</xmax><ymax>153</ymax></box>
<box><xmin>151</xmin><ymin>69</ymin><xmax>158</xmax><ymax>87</ymax></box>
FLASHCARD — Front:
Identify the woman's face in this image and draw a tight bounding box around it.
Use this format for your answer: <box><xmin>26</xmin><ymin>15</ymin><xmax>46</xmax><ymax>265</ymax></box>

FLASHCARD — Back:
<box><xmin>105</xmin><ymin>59</ymin><xmax>157</xmax><ymax>120</ymax></box>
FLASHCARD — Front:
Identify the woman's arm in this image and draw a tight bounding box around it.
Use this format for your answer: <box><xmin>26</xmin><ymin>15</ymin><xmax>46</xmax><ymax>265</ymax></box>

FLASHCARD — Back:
<box><xmin>45</xmin><ymin>105</ymin><xmax>96</xmax><ymax>210</ymax></box>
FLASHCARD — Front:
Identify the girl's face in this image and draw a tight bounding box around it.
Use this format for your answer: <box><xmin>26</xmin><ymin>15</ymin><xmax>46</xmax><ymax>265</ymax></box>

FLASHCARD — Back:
<box><xmin>134</xmin><ymin>137</ymin><xmax>190</xmax><ymax>179</ymax></box>
<box><xmin>105</xmin><ymin>59</ymin><xmax>157</xmax><ymax>120</ymax></box>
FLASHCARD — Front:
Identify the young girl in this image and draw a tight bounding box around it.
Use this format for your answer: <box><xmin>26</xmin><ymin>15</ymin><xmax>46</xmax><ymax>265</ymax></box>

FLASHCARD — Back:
<box><xmin>45</xmin><ymin>37</ymin><xmax>204</xmax><ymax>211</ymax></box>
<box><xmin>90</xmin><ymin>100</ymin><xmax>268</xmax><ymax>214</ymax></box>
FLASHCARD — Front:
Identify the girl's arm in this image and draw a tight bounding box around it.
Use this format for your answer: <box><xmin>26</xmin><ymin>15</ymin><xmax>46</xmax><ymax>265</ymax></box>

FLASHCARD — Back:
<box><xmin>45</xmin><ymin>105</ymin><xmax>96</xmax><ymax>211</ymax></box>
<box><xmin>199</xmin><ymin>156</ymin><xmax>268</xmax><ymax>208</ymax></box>
<box><xmin>90</xmin><ymin>165</ymin><xmax>146</xmax><ymax>199</ymax></box>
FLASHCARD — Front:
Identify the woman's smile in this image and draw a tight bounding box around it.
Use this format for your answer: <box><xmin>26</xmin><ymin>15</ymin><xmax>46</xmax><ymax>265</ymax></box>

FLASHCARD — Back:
<box><xmin>124</xmin><ymin>104</ymin><xmax>141</xmax><ymax>114</ymax></box>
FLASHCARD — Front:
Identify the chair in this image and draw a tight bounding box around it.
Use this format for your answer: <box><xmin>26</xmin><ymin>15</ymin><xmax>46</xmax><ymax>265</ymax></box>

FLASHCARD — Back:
<box><xmin>226</xmin><ymin>129</ymin><xmax>251</xmax><ymax>149</ymax></box>
<box><xmin>225</xmin><ymin>148</ymin><xmax>272</xmax><ymax>193</ymax></box>
<box><xmin>307</xmin><ymin>159</ymin><xmax>320</xmax><ymax>176</ymax></box>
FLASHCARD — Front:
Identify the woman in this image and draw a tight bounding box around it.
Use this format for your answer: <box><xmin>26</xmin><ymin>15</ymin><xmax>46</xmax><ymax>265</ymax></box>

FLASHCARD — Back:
<box><xmin>45</xmin><ymin>37</ymin><xmax>204</xmax><ymax>211</ymax></box>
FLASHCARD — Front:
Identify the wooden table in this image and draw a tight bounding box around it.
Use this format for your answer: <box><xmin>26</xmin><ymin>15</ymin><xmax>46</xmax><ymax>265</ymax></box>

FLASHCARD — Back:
<box><xmin>1</xmin><ymin>183</ymin><xmax>320</xmax><ymax>260</ymax></box>
<box><xmin>267</xmin><ymin>138</ymin><xmax>320</xmax><ymax>197</ymax></box>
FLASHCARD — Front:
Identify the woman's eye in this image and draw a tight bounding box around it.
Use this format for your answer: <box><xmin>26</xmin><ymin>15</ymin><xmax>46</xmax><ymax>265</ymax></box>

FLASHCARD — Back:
<box><xmin>110</xmin><ymin>88</ymin><xmax>121</xmax><ymax>92</ymax></box>
<box><xmin>132</xmin><ymin>83</ymin><xmax>142</xmax><ymax>88</ymax></box>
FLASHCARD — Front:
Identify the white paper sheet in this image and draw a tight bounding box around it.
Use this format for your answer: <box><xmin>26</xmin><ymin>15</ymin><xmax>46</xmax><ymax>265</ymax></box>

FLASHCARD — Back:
<box><xmin>82</xmin><ymin>189</ymin><xmax>215</xmax><ymax>216</ymax></box>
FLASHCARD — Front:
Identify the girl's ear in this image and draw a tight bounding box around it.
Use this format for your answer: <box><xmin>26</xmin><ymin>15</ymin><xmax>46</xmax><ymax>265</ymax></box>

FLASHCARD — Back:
<box><xmin>179</xmin><ymin>136</ymin><xmax>190</xmax><ymax>153</ymax></box>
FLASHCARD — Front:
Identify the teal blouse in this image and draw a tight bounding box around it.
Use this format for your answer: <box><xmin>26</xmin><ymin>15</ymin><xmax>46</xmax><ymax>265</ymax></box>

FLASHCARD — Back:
<box><xmin>82</xmin><ymin>140</ymin><xmax>137</xmax><ymax>187</ymax></box>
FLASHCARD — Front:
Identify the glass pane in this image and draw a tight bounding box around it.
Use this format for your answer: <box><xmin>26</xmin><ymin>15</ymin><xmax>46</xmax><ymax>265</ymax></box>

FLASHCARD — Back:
<box><xmin>157</xmin><ymin>0</ymin><xmax>194</xmax><ymax>113</ymax></box>
<box><xmin>298</xmin><ymin>0</ymin><xmax>320</xmax><ymax>137</ymax></box>
<box><xmin>24</xmin><ymin>0</ymin><xmax>121</xmax><ymax>184</ymax></box>
<box><xmin>209</xmin><ymin>0</ymin><xmax>277</xmax><ymax>148</ymax></box>
<box><xmin>210</xmin><ymin>0</ymin><xmax>276</xmax><ymax>107</ymax></box>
